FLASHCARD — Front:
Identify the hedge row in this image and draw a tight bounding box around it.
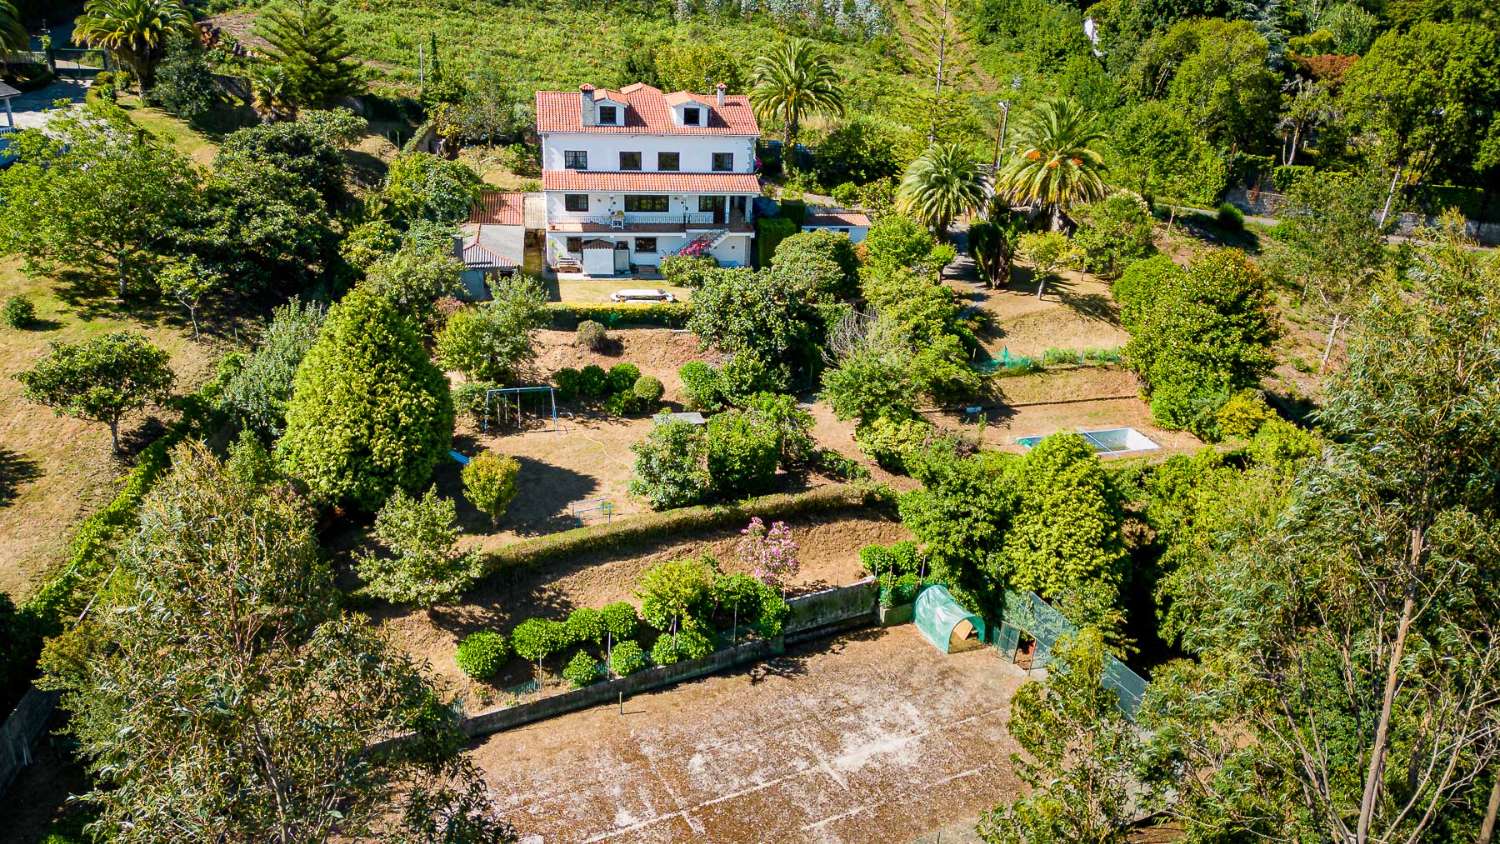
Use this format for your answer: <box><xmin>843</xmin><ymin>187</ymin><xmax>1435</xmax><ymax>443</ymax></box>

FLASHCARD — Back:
<box><xmin>25</xmin><ymin>384</ymin><xmax>227</xmax><ymax>628</ymax></box>
<box><xmin>546</xmin><ymin>302</ymin><xmax>693</xmax><ymax>329</ymax></box>
<box><xmin>480</xmin><ymin>482</ymin><xmax>896</xmax><ymax>578</ymax></box>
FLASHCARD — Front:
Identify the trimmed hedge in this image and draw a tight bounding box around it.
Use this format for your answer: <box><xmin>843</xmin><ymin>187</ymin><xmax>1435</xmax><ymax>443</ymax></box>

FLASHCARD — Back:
<box><xmin>547</xmin><ymin>302</ymin><xmax>692</xmax><ymax>329</ymax></box>
<box><xmin>480</xmin><ymin>483</ymin><xmax>895</xmax><ymax>579</ymax></box>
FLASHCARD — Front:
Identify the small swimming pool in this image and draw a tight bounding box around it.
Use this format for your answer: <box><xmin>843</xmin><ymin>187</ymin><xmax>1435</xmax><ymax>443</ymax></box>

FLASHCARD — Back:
<box><xmin>1016</xmin><ymin>427</ymin><xmax>1159</xmax><ymax>455</ymax></box>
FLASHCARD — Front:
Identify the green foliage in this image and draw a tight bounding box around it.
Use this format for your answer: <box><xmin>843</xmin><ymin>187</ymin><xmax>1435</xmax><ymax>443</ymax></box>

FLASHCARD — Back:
<box><xmin>658</xmin><ymin>254</ymin><xmax>720</xmax><ymax>288</ymax></box>
<box><xmin>745</xmin><ymin>391</ymin><xmax>816</xmax><ymax>466</ymax></box>
<box><xmin>608</xmin><ymin>640</ymin><xmax>646</xmax><ymax>676</ymax></box>
<box><xmin>770</xmin><ymin>229</ymin><xmax>860</xmax><ymax>299</ymax></box>
<box><xmin>811</xmin><ymin>115</ymin><xmax>905</xmax><ymax>187</ymax></box>
<box><xmin>859</xmin><ymin>540</ymin><xmax>924</xmax><ymax>578</ymax></box>
<box><xmin>297</xmin><ymin>107</ymin><xmax>369</xmax><ymax>148</ymax></box>
<box><xmin>711</xmin><ymin>571</ymin><xmax>789</xmax><ymax>637</ymax></box>
<box><xmin>16</xmin><ymin>331</ymin><xmax>174</xmax><ymax>453</ymax></box>
<box><xmin>749</xmin><ymin>38</ymin><xmax>844</xmax><ymax>152</ymax></box>
<box><xmin>362</xmin><ymin>244</ymin><xmax>465</xmax><ymax>323</ymax></box>
<box><xmin>754</xmin><ymin>216</ymin><xmax>799</xmax><ymax>267</ymax></box>
<box><xmin>688</xmin><ymin>269</ymin><xmax>818</xmax><ymax>381</ymax></box>
<box><xmin>1108</xmin><ymin>100</ymin><xmax>1227</xmax><ymax>205</ymax></box>
<box><xmin>1215</xmin><ymin>202</ymin><xmax>1243</xmax><ymax>231</ymax></box>
<box><xmin>575</xmin><ymin>319</ymin><xmax>607</xmax><ymax>351</ymax></box>
<box><xmin>899</xmin><ymin>449</ymin><xmax>1016</xmax><ymax>611</ymax></box>
<box><xmin>547</xmin><ymin>301</ymin><xmax>692</xmax><ymax>329</ymax></box>
<box><xmin>382</xmin><ymin>152</ymin><xmax>483</xmax><ymax>227</ymax></box>
<box><xmin>561</xmin><ymin>651</ymin><xmax>600</xmax><ymax>688</ymax></box>
<box><xmin>637</xmin><ymin>557</ymin><xmax>715</xmax><ymax>636</ymax></box>
<box><xmin>435</xmin><ymin>278</ymin><xmax>549</xmax><ymax>382</ymax></box>
<box><xmin>607</xmin><ymin>363</ymin><xmax>641</xmax><ymax>395</ymax></box>
<box><xmin>220</xmin><ymin>299</ymin><xmax>327</xmax><ymax>438</ymax></box>
<box><xmin>276</xmin><ymin>287</ymin><xmax>454</xmax><ymax>511</ymax></box>
<box><xmin>1212</xmin><ymin>390</ymin><xmax>1276</xmax><ymax>440</ymax></box>
<box><xmin>2</xmin><ymin>295</ymin><xmax>34</xmax><ymax>328</ymax></box>
<box><xmin>357</xmin><ymin>486</ymin><xmax>479</xmax><ymax>607</ymax></box>
<box><xmin>632</xmin><ymin>375</ymin><xmax>665</xmax><ymax>405</ymax></box>
<box><xmin>855</xmin><ymin>415</ymin><xmax>936</xmax><ymax>473</ymax></box>
<box><xmin>995</xmin><ymin>98</ymin><xmax>1108</xmax><ymax>227</ymax></box>
<box><xmin>678</xmin><ymin>361</ymin><xmax>723</xmax><ymax>412</ymax></box>
<box><xmin>150</xmin><ymin>36</ymin><xmax>219</xmax><ymax>125</ymax></box>
<box><xmin>600</xmin><ymin>602</ymin><xmax>639</xmax><ymax>642</ymax></box>
<box><xmin>1246</xmin><ymin>417</ymin><xmax>1322</xmax><ymax>468</ymax></box>
<box><xmin>1017</xmin><ymin>231</ymin><xmax>1078</xmax><ymax>298</ymax></box>
<box><xmin>897</xmin><ymin>142</ymin><xmax>989</xmax><ymax>235</ymax></box>
<box><xmin>156</xmin><ymin>255</ymin><xmax>221</xmax><ymax>337</ymax></box>
<box><xmin>565</xmin><ymin>607</ymin><xmax>606</xmax><ymax>647</ymax></box>
<box><xmin>74</xmin><ymin>0</ymin><xmax>193</xmax><ymax>87</ymax></box>
<box><xmin>650</xmin><ymin>635</ymin><xmax>682</xmax><ymax>666</ymax></box>
<box><xmin>454</xmin><ymin>631</ymin><xmax>508</xmax><ymax>680</ymax></box>
<box><xmin>510</xmin><ymin>617</ymin><xmax>568</xmax><ymax>667</ymax></box>
<box><xmin>654</xmin><ymin>40</ymin><xmax>745</xmax><ymax>93</ymax></box>
<box><xmin>462</xmin><ymin>451</ymin><xmax>520</xmax><ymax>527</ymax></box>
<box><xmin>968</xmin><ymin>213</ymin><xmax>1022</xmax><ymax>287</ymax></box>
<box><xmin>705</xmin><ymin>410</ymin><xmax>782</xmax><ymax>498</ymax></box>
<box><xmin>1070</xmin><ymin>193</ymin><xmax>1155</xmax><ymax>278</ymax></box>
<box><xmin>254</xmin><ymin>0</ymin><xmax>364</xmax><ymax>108</ymax></box>
<box><xmin>715</xmin><ymin>352</ymin><xmax>789</xmax><ymax>405</ymax></box>
<box><xmin>1157</xmin><ymin>19</ymin><xmax>1279</xmax><ymax>151</ymax></box>
<box><xmin>630</xmin><ymin>419</ymin><xmax>713</xmax><ymax>509</ymax></box>
<box><xmin>863</xmin><ymin>215</ymin><xmax>939</xmax><ymax>272</ymax></box>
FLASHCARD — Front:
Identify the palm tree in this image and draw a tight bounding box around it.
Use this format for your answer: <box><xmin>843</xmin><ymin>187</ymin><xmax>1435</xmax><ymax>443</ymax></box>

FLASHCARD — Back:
<box><xmin>74</xmin><ymin>0</ymin><xmax>193</xmax><ymax>89</ymax></box>
<box><xmin>749</xmin><ymin>38</ymin><xmax>843</xmax><ymax>171</ymax></box>
<box><xmin>896</xmin><ymin>142</ymin><xmax>988</xmax><ymax>237</ymax></box>
<box><xmin>0</xmin><ymin>1</ymin><xmax>28</xmax><ymax>57</ymax></box>
<box><xmin>994</xmin><ymin>97</ymin><xmax>1107</xmax><ymax>230</ymax></box>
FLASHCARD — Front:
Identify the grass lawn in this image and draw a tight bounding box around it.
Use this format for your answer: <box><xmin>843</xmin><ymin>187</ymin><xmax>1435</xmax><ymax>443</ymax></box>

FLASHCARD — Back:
<box><xmin>552</xmin><ymin>279</ymin><xmax>693</xmax><ymax>303</ymax></box>
<box><xmin>0</xmin><ymin>261</ymin><xmax>220</xmax><ymax>601</ymax></box>
<box><xmin>116</xmin><ymin>96</ymin><xmax>222</xmax><ymax>166</ymax></box>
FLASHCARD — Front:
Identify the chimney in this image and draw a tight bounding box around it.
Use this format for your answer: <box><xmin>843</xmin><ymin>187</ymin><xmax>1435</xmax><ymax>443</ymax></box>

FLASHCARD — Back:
<box><xmin>715</xmin><ymin>81</ymin><xmax>726</xmax><ymax>107</ymax></box>
<box><xmin>579</xmin><ymin>84</ymin><xmax>596</xmax><ymax>126</ymax></box>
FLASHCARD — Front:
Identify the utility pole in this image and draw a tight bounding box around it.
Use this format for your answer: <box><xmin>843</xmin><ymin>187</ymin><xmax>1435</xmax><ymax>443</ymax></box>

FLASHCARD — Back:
<box><xmin>991</xmin><ymin>76</ymin><xmax>1022</xmax><ymax>173</ymax></box>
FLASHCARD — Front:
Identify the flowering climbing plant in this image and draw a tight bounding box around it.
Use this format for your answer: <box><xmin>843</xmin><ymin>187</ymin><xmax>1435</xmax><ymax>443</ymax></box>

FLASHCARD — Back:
<box><xmin>737</xmin><ymin>517</ymin><xmax>800</xmax><ymax>591</ymax></box>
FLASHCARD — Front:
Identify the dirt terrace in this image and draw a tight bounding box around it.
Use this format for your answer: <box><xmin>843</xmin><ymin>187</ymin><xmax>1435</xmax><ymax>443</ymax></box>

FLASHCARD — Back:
<box><xmin>471</xmin><ymin>625</ymin><xmax>1027</xmax><ymax>843</ymax></box>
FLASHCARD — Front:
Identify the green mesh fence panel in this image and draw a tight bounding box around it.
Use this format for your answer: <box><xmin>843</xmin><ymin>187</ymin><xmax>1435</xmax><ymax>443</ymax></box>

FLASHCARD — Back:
<box><xmin>914</xmin><ymin>586</ymin><xmax>987</xmax><ymax>654</ymax></box>
<box><xmin>992</xmin><ymin>589</ymin><xmax>1148</xmax><ymax>719</ymax></box>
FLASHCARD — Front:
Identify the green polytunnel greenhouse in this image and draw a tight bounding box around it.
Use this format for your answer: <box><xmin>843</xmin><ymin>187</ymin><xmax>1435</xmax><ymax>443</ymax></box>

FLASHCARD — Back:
<box><xmin>914</xmin><ymin>585</ymin><xmax>986</xmax><ymax>654</ymax></box>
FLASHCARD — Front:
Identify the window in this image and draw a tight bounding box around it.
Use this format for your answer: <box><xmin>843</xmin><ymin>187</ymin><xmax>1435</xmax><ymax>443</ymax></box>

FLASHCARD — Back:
<box><xmin>565</xmin><ymin>237</ymin><xmax>583</xmax><ymax>253</ymax></box>
<box><xmin>597</xmin><ymin>104</ymin><xmax>619</xmax><ymax>124</ymax></box>
<box><xmin>625</xmin><ymin>195</ymin><xmax>669</xmax><ymax>213</ymax></box>
<box><xmin>711</xmin><ymin>152</ymin><xmax>733</xmax><ymax>172</ymax></box>
<box><xmin>619</xmin><ymin>151</ymin><xmax>641</xmax><ymax>171</ymax></box>
<box><xmin>683</xmin><ymin>107</ymin><xmax>701</xmax><ymax>126</ymax></box>
<box><xmin>698</xmin><ymin>195</ymin><xmax>725</xmax><ymax>213</ymax></box>
<box><xmin>657</xmin><ymin>151</ymin><xmax>680</xmax><ymax>171</ymax></box>
<box><xmin>564</xmin><ymin>150</ymin><xmax>588</xmax><ymax>170</ymax></box>
<box><xmin>564</xmin><ymin>194</ymin><xmax>588</xmax><ymax>212</ymax></box>
<box><xmin>634</xmin><ymin>238</ymin><xmax>658</xmax><ymax>253</ymax></box>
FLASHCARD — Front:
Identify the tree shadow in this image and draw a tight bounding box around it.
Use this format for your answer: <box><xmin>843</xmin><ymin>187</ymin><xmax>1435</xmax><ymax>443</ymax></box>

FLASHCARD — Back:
<box><xmin>0</xmin><ymin>448</ymin><xmax>42</xmax><ymax>507</ymax></box>
<box><xmin>1172</xmin><ymin>212</ymin><xmax>1264</xmax><ymax>254</ymax></box>
<box><xmin>117</xmin><ymin>416</ymin><xmax>169</xmax><ymax>459</ymax></box>
<box><xmin>1046</xmin><ymin>274</ymin><xmax>1120</xmax><ymax>324</ymax></box>
<box><xmin>435</xmin><ymin>451</ymin><xmax>598</xmax><ymax>536</ymax></box>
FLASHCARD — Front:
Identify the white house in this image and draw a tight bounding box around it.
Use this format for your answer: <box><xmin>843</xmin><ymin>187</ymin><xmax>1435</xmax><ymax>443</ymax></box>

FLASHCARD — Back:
<box><xmin>536</xmin><ymin>82</ymin><xmax>761</xmax><ymax>277</ymax></box>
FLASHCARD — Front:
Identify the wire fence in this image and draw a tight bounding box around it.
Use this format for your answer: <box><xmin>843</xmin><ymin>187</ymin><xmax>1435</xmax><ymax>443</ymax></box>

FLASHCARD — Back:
<box><xmin>990</xmin><ymin>589</ymin><xmax>1147</xmax><ymax>718</ymax></box>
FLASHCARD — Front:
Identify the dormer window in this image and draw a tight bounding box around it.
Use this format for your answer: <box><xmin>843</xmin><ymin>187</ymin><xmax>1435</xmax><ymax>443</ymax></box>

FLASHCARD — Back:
<box><xmin>683</xmin><ymin>107</ymin><xmax>701</xmax><ymax>126</ymax></box>
<box><xmin>597</xmin><ymin>104</ymin><xmax>619</xmax><ymax>125</ymax></box>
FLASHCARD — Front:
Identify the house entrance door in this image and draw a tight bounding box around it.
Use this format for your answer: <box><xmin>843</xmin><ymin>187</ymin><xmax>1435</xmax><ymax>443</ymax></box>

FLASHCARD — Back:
<box><xmin>613</xmin><ymin>241</ymin><xmax>630</xmax><ymax>273</ymax></box>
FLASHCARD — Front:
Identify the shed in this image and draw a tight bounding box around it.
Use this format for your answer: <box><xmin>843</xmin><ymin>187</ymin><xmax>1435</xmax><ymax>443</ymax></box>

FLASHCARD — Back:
<box><xmin>581</xmin><ymin>238</ymin><xmax>617</xmax><ymax>276</ymax></box>
<box><xmin>914</xmin><ymin>585</ymin><xmax>986</xmax><ymax>654</ymax></box>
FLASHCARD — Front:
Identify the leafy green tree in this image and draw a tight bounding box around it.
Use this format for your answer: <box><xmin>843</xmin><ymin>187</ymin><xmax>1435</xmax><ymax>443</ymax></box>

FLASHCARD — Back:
<box><xmin>637</xmin><ymin>557</ymin><xmax>715</xmax><ymax>642</ymax></box>
<box><xmin>382</xmin><ymin>152</ymin><xmax>484</xmax><ymax>227</ymax></box>
<box><xmin>509</xmin><ymin>618</ymin><xmax>568</xmax><ymax>678</ymax></box>
<box><xmin>454</xmin><ymin>631</ymin><xmax>508</xmax><ymax>680</ymax></box>
<box><xmin>749</xmin><ymin>38</ymin><xmax>844</xmax><ymax>163</ymax></box>
<box><xmin>462</xmin><ymin>450</ymin><xmax>520</xmax><ymax>527</ymax></box>
<box><xmin>653</xmin><ymin>41</ymin><xmax>745</xmax><ymax>93</ymax></box>
<box><xmin>74</xmin><ymin>0</ymin><xmax>193</xmax><ymax>88</ymax></box>
<box><xmin>821</xmin><ymin>343</ymin><xmax>919</xmax><ymax>427</ymax></box>
<box><xmin>1108</xmin><ymin>100</ymin><xmax>1226</xmax><ymax>207</ymax></box>
<box><xmin>156</xmin><ymin>255</ymin><xmax>221</xmax><ymax>337</ymax></box>
<box><xmin>1269</xmin><ymin>170</ymin><xmax>1387</xmax><ymax>369</ymax></box>
<box><xmin>220</xmin><ymin>299</ymin><xmax>326</xmax><ymax>437</ymax></box>
<box><xmin>1069</xmin><ymin>193</ymin><xmax>1155</xmax><ymax>279</ymax></box>
<box><xmin>435</xmin><ymin>278</ymin><xmax>549</xmax><ymax>382</ymax></box>
<box><xmin>149</xmin><ymin>35</ymin><xmax>220</xmax><ymax>124</ymax></box>
<box><xmin>16</xmin><ymin>332</ymin><xmax>174</xmax><ymax>453</ymax></box>
<box><xmin>977</xmin><ymin>629</ymin><xmax>1143</xmax><ymax>844</ymax></box>
<box><xmin>770</xmin><ymin>230</ymin><xmax>860</xmax><ymax>300</ymax></box>
<box><xmin>357</xmin><ymin>486</ymin><xmax>479</xmax><ymax>607</ymax></box>
<box><xmin>705</xmin><ymin>410</ymin><xmax>781</xmax><ymax>498</ymax></box>
<box><xmin>277</xmin><ymin>287</ymin><xmax>454</xmax><ymax>511</ymax></box>
<box><xmin>297</xmin><ymin>107</ymin><xmax>369</xmax><ymax>148</ymax></box>
<box><xmin>1000</xmin><ymin>434</ymin><xmax>1125</xmax><ymax>618</ymax></box>
<box><xmin>629</xmin><ymin>419</ymin><xmax>712</xmax><ymax>509</ymax></box>
<box><xmin>811</xmin><ymin>115</ymin><xmax>905</xmax><ymax>187</ymax></box>
<box><xmin>1161</xmin><ymin>19</ymin><xmax>1278</xmax><ymax>151</ymax></box>
<box><xmin>862</xmin><ymin>215</ymin><xmax>940</xmax><ymax>272</ymax></box>
<box><xmin>215</xmin><ymin>119</ymin><xmax>348</xmax><ymax>209</ymax></box>
<box><xmin>0</xmin><ymin>102</ymin><xmax>198</xmax><ymax>298</ymax></box>
<box><xmin>898</xmin><ymin>448</ymin><xmax>1015</xmax><ymax>608</ymax></box>
<box><xmin>995</xmin><ymin>98</ymin><xmax>1108</xmax><ymax>230</ymax></box>
<box><xmin>254</xmin><ymin>0</ymin><xmax>364</xmax><ymax>109</ymax></box>
<box><xmin>1341</xmin><ymin>23</ymin><xmax>1500</xmax><ymax>224</ymax></box>
<box><xmin>1017</xmin><ymin>230</ymin><xmax>1078</xmax><ymax>300</ymax></box>
<box><xmin>897</xmin><ymin>142</ymin><xmax>989</xmax><ymax>236</ymax></box>
<box><xmin>687</xmin><ymin>269</ymin><xmax>818</xmax><ymax>382</ymax></box>
<box><xmin>364</xmin><ymin>244</ymin><xmax>465</xmax><ymax>322</ymax></box>
<box><xmin>40</xmin><ymin>443</ymin><xmax>513</xmax><ymax>843</ymax></box>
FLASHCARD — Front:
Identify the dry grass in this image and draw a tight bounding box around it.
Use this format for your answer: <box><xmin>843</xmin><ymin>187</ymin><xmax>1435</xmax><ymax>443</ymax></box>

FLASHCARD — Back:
<box><xmin>0</xmin><ymin>262</ymin><xmax>219</xmax><ymax>601</ymax></box>
<box><xmin>953</xmin><ymin>265</ymin><xmax>1129</xmax><ymax>360</ymax></box>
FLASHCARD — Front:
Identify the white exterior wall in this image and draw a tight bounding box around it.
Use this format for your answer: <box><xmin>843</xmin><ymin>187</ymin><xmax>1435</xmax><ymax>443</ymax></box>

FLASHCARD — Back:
<box><xmin>541</xmin><ymin>132</ymin><xmax>756</xmax><ymax>173</ymax></box>
<box><xmin>801</xmin><ymin>224</ymin><xmax>869</xmax><ymax>244</ymax></box>
<box><xmin>546</xmin><ymin>234</ymin><xmax>750</xmax><ymax>270</ymax></box>
<box><xmin>544</xmin><ymin>191</ymin><xmax>755</xmax><ymax>226</ymax></box>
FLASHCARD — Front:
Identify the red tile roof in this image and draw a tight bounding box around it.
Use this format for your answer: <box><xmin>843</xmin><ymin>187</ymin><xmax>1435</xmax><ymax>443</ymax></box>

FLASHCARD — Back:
<box><xmin>804</xmin><ymin>211</ymin><xmax>873</xmax><ymax>228</ymax></box>
<box><xmin>468</xmin><ymin>191</ymin><xmax>525</xmax><ymax>226</ymax></box>
<box><xmin>536</xmin><ymin>83</ymin><xmax>760</xmax><ymax>136</ymax></box>
<box><xmin>541</xmin><ymin>170</ymin><xmax>761</xmax><ymax>193</ymax></box>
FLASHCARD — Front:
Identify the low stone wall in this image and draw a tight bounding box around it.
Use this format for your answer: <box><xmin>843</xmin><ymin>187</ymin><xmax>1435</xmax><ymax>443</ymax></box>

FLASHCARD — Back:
<box><xmin>784</xmin><ymin>577</ymin><xmax>878</xmax><ymax>643</ymax></box>
<box><xmin>0</xmin><ymin>688</ymin><xmax>60</xmax><ymax>796</ymax></box>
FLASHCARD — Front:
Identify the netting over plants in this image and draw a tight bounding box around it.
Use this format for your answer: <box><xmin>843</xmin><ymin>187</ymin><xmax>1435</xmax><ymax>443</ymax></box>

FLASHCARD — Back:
<box><xmin>914</xmin><ymin>585</ymin><xmax>987</xmax><ymax>654</ymax></box>
<box><xmin>992</xmin><ymin>589</ymin><xmax>1147</xmax><ymax>718</ymax></box>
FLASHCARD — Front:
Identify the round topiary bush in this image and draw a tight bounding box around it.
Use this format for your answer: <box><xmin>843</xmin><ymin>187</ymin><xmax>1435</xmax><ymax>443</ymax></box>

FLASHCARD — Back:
<box><xmin>577</xmin><ymin>364</ymin><xmax>609</xmax><ymax>400</ymax></box>
<box><xmin>1216</xmin><ymin>202</ymin><xmax>1245</xmax><ymax>231</ymax></box>
<box><xmin>609</xmin><ymin>640</ymin><xmax>647</xmax><ymax>677</ymax></box>
<box><xmin>3</xmin><ymin>295</ymin><xmax>35</xmax><ymax>329</ymax></box>
<box><xmin>562</xmin><ymin>650</ymin><xmax>601</xmax><ymax>688</ymax></box>
<box><xmin>576</xmin><ymin>320</ymin><xmax>608</xmax><ymax>351</ymax></box>
<box><xmin>607</xmin><ymin>363</ymin><xmax>641</xmax><ymax>395</ymax></box>
<box><xmin>632</xmin><ymin>375</ymin><xmax>664</xmax><ymax>405</ymax></box>
<box><xmin>678</xmin><ymin>361</ymin><xmax>721</xmax><ymax>411</ymax></box>
<box><xmin>454</xmin><ymin>631</ymin><xmax>508</xmax><ymax>680</ymax></box>
<box><xmin>650</xmin><ymin>636</ymin><xmax>681</xmax><ymax>666</ymax></box>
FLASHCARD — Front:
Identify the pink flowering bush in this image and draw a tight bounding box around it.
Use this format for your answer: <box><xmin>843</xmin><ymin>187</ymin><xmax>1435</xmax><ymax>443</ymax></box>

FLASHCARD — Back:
<box><xmin>737</xmin><ymin>517</ymin><xmax>800</xmax><ymax>591</ymax></box>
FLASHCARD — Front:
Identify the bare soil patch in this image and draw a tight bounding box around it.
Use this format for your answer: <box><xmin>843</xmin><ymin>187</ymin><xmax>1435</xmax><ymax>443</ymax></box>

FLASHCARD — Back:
<box><xmin>468</xmin><ymin>625</ymin><xmax>1027</xmax><ymax>843</ymax></box>
<box><xmin>531</xmin><ymin>328</ymin><xmax>712</xmax><ymax>406</ymax></box>
<box><xmin>952</xmin><ymin>265</ymin><xmax>1129</xmax><ymax>359</ymax></box>
<box><xmin>380</xmin><ymin>511</ymin><xmax>909</xmax><ymax>709</ymax></box>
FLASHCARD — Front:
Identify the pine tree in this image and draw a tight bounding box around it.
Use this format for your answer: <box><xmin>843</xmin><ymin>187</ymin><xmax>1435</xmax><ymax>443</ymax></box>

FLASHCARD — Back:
<box><xmin>253</xmin><ymin>0</ymin><xmax>363</xmax><ymax>110</ymax></box>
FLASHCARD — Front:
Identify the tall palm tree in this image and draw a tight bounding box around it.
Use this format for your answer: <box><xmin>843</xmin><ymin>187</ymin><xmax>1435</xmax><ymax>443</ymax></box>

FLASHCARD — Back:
<box><xmin>749</xmin><ymin>38</ymin><xmax>843</xmax><ymax>170</ymax></box>
<box><xmin>994</xmin><ymin>97</ymin><xmax>1107</xmax><ymax>230</ymax></box>
<box><xmin>74</xmin><ymin>0</ymin><xmax>194</xmax><ymax>89</ymax></box>
<box><xmin>896</xmin><ymin>142</ymin><xmax>988</xmax><ymax>237</ymax></box>
<box><xmin>0</xmin><ymin>1</ymin><xmax>28</xmax><ymax>57</ymax></box>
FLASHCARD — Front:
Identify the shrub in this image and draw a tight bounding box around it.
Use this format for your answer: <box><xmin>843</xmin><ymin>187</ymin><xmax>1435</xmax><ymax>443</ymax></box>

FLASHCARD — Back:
<box><xmin>1216</xmin><ymin>202</ymin><xmax>1245</xmax><ymax>231</ymax></box>
<box><xmin>1248</xmin><ymin>417</ymin><xmax>1322</xmax><ymax>468</ymax></box>
<box><xmin>717</xmin><ymin>353</ymin><xmax>788</xmax><ymax>405</ymax></box>
<box><xmin>632</xmin><ymin>375</ymin><xmax>665</xmax><ymax>406</ymax></box>
<box><xmin>462</xmin><ymin>451</ymin><xmax>520</xmax><ymax>526</ymax></box>
<box><xmin>630</xmin><ymin>420</ymin><xmax>712</xmax><ymax>509</ymax></box>
<box><xmin>454</xmin><ymin>631</ymin><xmax>508</xmax><ymax>679</ymax></box>
<box><xmin>577</xmin><ymin>364</ymin><xmax>610</xmax><ymax>400</ymax></box>
<box><xmin>650</xmin><ymin>635</ymin><xmax>682</xmax><ymax>666</ymax></box>
<box><xmin>565</xmin><ymin>606</ymin><xmax>607</xmax><ymax>646</ymax></box>
<box><xmin>860</xmin><ymin>540</ymin><xmax>923</xmax><ymax>577</ymax></box>
<box><xmin>1214</xmin><ymin>390</ymin><xmax>1276</xmax><ymax>440</ymax></box>
<box><xmin>830</xmin><ymin>182</ymin><xmax>860</xmax><ymax>206</ymax></box>
<box><xmin>562</xmin><ymin>650</ymin><xmax>601</xmax><ymax>688</ymax></box>
<box><xmin>770</xmin><ymin>230</ymin><xmax>860</xmax><ymax>299</ymax></box>
<box><xmin>510</xmin><ymin>617</ymin><xmax>569</xmax><ymax>669</ymax></box>
<box><xmin>1042</xmin><ymin>348</ymin><xmax>1084</xmax><ymax>366</ymax></box>
<box><xmin>355</xmin><ymin>487</ymin><xmax>479</xmax><ymax>607</ymax></box>
<box><xmin>547</xmin><ymin>302</ymin><xmax>692</xmax><ymax>329</ymax></box>
<box><xmin>855</xmin><ymin>416</ymin><xmax>935</xmax><ymax>473</ymax></box>
<box><xmin>603</xmin><ymin>389</ymin><xmax>643</xmax><ymax>417</ymax></box>
<box><xmin>576</xmin><ymin>320</ymin><xmax>608</xmax><ymax>351</ymax></box>
<box><xmin>706</xmin><ymin>410</ymin><xmax>781</xmax><ymax>498</ymax></box>
<box><xmin>608</xmin><ymin>639</ymin><xmax>647</xmax><ymax>676</ymax></box>
<box><xmin>435</xmin><ymin>278</ymin><xmax>549</xmax><ymax>382</ymax></box>
<box><xmin>607</xmin><ymin>363</ymin><xmax>642</xmax><ymax>395</ymax></box>
<box><xmin>675</xmin><ymin>626</ymin><xmax>715</xmax><ymax>659</ymax></box>
<box><xmin>553</xmin><ymin>367</ymin><xmax>582</xmax><ymax>403</ymax></box>
<box><xmin>3</xmin><ymin>295</ymin><xmax>35</xmax><ymax>328</ymax></box>
<box><xmin>1070</xmin><ymin>193</ymin><xmax>1156</xmax><ymax>278</ymax></box>
<box><xmin>451</xmin><ymin>381</ymin><xmax>498</xmax><ymax>425</ymax></box>
<box><xmin>746</xmin><ymin>392</ymin><xmax>815</xmax><ymax>466</ymax></box>
<box><xmin>678</xmin><ymin>361</ymin><xmax>723</xmax><ymax>412</ymax></box>
<box><xmin>601</xmin><ymin>602</ymin><xmax>639</xmax><ymax>643</ymax></box>
<box><xmin>659</xmin><ymin>254</ymin><xmax>719</xmax><ymax>287</ymax></box>
<box><xmin>220</xmin><ymin>300</ymin><xmax>327</xmax><ymax>438</ymax></box>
